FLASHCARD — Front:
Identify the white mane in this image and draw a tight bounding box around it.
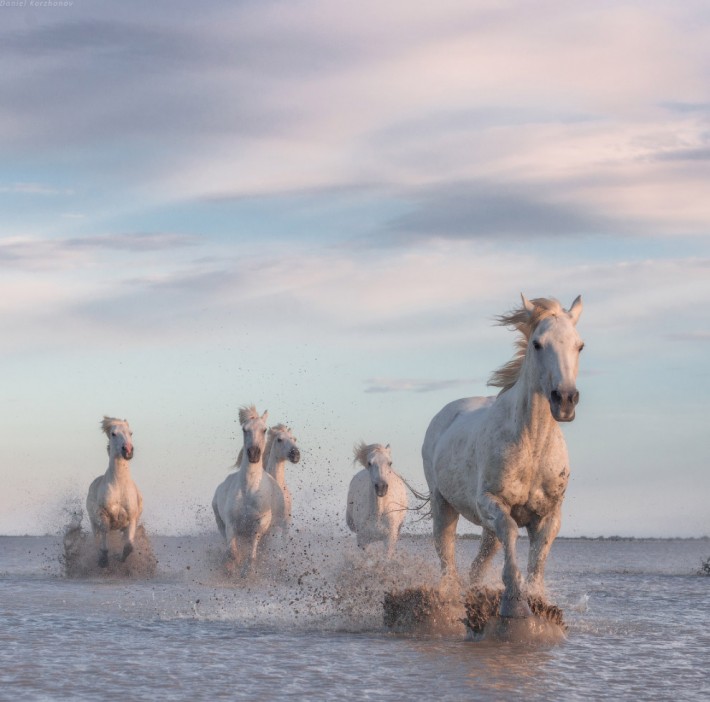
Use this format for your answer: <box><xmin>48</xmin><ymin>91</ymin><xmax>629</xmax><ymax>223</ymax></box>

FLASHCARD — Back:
<box><xmin>100</xmin><ymin>416</ymin><xmax>129</xmax><ymax>435</ymax></box>
<box><xmin>238</xmin><ymin>405</ymin><xmax>260</xmax><ymax>424</ymax></box>
<box><xmin>353</xmin><ymin>441</ymin><xmax>390</xmax><ymax>468</ymax></box>
<box><xmin>488</xmin><ymin>297</ymin><xmax>567</xmax><ymax>392</ymax></box>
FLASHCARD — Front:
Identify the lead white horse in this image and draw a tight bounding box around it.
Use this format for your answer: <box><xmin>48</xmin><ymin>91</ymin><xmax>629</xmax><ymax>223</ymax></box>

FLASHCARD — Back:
<box><xmin>212</xmin><ymin>406</ymin><xmax>285</xmax><ymax>576</ymax></box>
<box><xmin>422</xmin><ymin>295</ymin><xmax>584</xmax><ymax>618</ymax></box>
<box><xmin>86</xmin><ymin>417</ymin><xmax>142</xmax><ymax>568</ymax></box>
<box><xmin>263</xmin><ymin>424</ymin><xmax>301</xmax><ymax>533</ymax></box>
<box><xmin>346</xmin><ymin>442</ymin><xmax>408</xmax><ymax>558</ymax></box>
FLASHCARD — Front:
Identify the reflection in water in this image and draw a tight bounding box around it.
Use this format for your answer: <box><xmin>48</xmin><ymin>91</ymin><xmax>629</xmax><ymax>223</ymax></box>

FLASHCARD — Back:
<box><xmin>405</xmin><ymin>637</ymin><xmax>556</xmax><ymax>697</ymax></box>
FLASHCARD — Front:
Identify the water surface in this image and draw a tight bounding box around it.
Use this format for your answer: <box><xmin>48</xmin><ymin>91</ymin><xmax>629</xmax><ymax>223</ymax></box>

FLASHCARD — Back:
<box><xmin>1</xmin><ymin>534</ymin><xmax>708</xmax><ymax>700</ymax></box>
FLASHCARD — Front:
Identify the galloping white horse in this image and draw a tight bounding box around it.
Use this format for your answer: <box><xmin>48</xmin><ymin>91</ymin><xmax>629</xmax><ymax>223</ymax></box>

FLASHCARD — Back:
<box><xmin>212</xmin><ymin>406</ymin><xmax>285</xmax><ymax>576</ymax></box>
<box><xmin>422</xmin><ymin>295</ymin><xmax>584</xmax><ymax>618</ymax></box>
<box><xmin>86</xmin><ymin>417</ymin><xmax>142</xmax><ymax>568</ymax></box>
<box><xmin>346</xmin><ymin>442</ymin><xmax>408</xmax><ymax>558</ymax></box>
<box><xmin>263</xmin><ymin>424</ymin><xmax>300</xmax><ymax>533</ymax></box>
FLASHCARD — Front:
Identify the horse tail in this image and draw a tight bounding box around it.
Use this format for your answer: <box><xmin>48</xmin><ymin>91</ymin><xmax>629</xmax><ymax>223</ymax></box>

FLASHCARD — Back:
<box><xmin>396</xmin><ymin>473</ymin><xmax>432</xmax><ymax>522</ymax></box>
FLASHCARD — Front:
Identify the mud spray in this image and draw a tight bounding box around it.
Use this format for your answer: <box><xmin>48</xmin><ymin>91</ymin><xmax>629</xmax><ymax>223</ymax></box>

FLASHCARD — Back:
<box><xmin>60</xmin><ymin>500</ymin><xmax>564</xmax><ymax>644</ymax></box>
<box><xmin>61</xmin><ymin>507</ymin><xmax>157</xmax><ymax>578</ymax></box>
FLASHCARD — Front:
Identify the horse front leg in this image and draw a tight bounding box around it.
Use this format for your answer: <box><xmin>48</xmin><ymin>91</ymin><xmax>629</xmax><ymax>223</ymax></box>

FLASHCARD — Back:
<box><xmin>95</xmin><ymin>509</ymin><xmax>110</xmax><ymax>567</ymax></box>
<box><xmin>241</xmin><ymin>531</ymin><xmax>262</xmax><ymax>578</ymax></box>
<box><xmin>480</xmin><ymin>494</ymin><xmax>531</xmax><ymax>618</ymax></box>
<box><xmin>526</xmin><ymin>509</ymin><xmax>561</xmax><ymax>597</ymax></box>
<box><xmin>121</xmin><ymin>518</ymin><xmax>138</xmax><ymax>562</ymax></box>
<box><xmin>469</xmin><ymin>528</ymin><xmax>500</xmax><ymax>585</ymax></box>
<box><xmin>97</xmin><ymin>529</ymin><xmax>110</xmax><ymax>568</ymax></box>
<box><xmin>384</xmin><ymin>525</ymin><xmax>398</xmax><ymax>559</ymax></box>
<box><xmin>431</xmin><ymin>491</ymin><xmax>460</xmax><ymax>585</ymax></box>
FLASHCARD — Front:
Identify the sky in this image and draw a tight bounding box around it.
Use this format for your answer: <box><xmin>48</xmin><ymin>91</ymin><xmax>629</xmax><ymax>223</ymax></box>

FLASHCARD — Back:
<box><xmin>1</xmin><ymin>0</ymin><xmax>709</xmax><ymax>538</ymax></box>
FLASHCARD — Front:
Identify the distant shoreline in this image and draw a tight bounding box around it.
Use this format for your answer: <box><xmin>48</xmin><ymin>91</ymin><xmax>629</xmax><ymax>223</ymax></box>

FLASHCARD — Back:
<box><xmin>0</xmin><ymin>533</ymin><xmax>707</xmax><ymax>541</ymax></box>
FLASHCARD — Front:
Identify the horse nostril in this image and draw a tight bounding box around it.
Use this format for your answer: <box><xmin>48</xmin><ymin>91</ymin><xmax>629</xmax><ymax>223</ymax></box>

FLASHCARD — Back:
<box><xmin>571</xmin><ymin>390</ymin><xmax>580</xmax><ymax>405</ymax></box>
<box><xmin>551</xmin><ymin>389</ymin><xmax>562</xmax><ymax>403</ymax></box>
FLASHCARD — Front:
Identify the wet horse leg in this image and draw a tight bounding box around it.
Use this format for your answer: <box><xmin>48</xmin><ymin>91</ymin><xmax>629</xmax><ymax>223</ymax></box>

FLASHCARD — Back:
<box><xmin>121</xmin><ymin>518</ymin><xmax>137</xmax><ymax>562</ymax></box>
<box><xmin>469</xmin><ymin>528</ymin><xmax>500</xmax><ymax>585</ymax></box>
<box><xmin>241</xmin><ymin>531</ymin><xmax>262</xmax><ymax>578</ymax></box>
<box><xmin>526</xmin><ymin>509</ymin><xmax>561</xmax><ymax>596</ymax></box>
<box><xmin>480</xmin><ymin>493</ymin><xmax>531</xmax><ymax>618</ymax></box>
<box><xmin>431</xmin><ymin>490</ymin><xmax>460</xmax><ymax>583</ymax></box>
<box><xmin>96</xmin><ymin>509</ymin><xmax>111</xmax><ymax>567</ymax></box>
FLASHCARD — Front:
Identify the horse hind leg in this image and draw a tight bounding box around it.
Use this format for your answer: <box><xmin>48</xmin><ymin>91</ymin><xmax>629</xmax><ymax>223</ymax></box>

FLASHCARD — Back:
<box><xmin>431</xmin><ymin>491</ymin><xmax>460</xmax><ymax>584</ymax></box>
<box><xmin>469</xmin><ymin>528</ymin><xmax>500</xmax><ymax>585</ymax></box>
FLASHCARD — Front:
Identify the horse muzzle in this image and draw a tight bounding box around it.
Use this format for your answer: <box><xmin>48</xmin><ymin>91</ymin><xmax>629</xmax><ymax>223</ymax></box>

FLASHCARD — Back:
<box><xmin>550</xmin><ymin>388</ymin><xmax>579</xmax><ymax>422</ymax></box>
<box><xmin>289</xmin><ymin>447</ymin><xmax>301</xmax><ymax>463</ymax></box>
<box><xmin>374</xmin><ymin>482</ymin><xmax>389</xmax><ymax>498</ymax></box>
<box><xmin>247</xmin><ymin>446</ymin><xmax>262</xmax><ymax>463</ymax></box>
<box><xmin>122</xmin><ymin>447</ymin><xmax>134</xmax><ymax>460</ymax></box>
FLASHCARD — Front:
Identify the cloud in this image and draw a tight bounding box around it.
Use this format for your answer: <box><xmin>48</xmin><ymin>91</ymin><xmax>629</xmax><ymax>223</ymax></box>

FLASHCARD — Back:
<box><xmin>0</xmin><ymin>233</ymin><xmax>198</xmax><ymax>270</ymax></box>
<box><xmin>0</xmin><ymin>182</ymin><xmax>73</xmax><ymax>195</ymax></box>
<box><xmin>387</xmin><ymin>181</ymin><xmax>618</xmax><ymax>240</ymax></box>
<box><xmin>363</xmin><ymin>377</ymin><xmax>479</xmax><ymax>394</ymax></box>
<box><xmin>64</xmin><ymin>232</ymin><xmax>200</xmax><ymax>252</ymax></box>
<box><xmin>665</xmin><ymin>331</ymin><xmax>710</xmax><ymax>342</ymax></box>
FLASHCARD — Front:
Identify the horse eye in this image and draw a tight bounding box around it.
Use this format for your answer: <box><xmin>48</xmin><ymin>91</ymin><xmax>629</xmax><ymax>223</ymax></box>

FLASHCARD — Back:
<box><xmin>533</xmin><ymin>339</ymin><xmax>542</xmax><ymax>350</ymax></box>
<box><xmin>389</xmin><ymin>461</ymin><xmax>393</xmax><ymax>467</ymax></box>
<box><xmin>111</xmin><ymin>431</ymin><xmax>117</xmax><ymax>437</ymax></box>
<box><xmin>579</xmin><ymin>343</ymin><xmax>585</xmax><ymax>352</ymax></box>
<box><xmin>277</xmin><ymin>438</ymin><xmax>283</xmax><ymax>442</ymax></box>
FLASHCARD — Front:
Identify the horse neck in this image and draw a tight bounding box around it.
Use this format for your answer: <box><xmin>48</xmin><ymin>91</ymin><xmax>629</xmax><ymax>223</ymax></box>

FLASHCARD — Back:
<box><xmin>239</xmin><ymin>453</ymin><xmax>264</xmax><ymax>489</ymax></box>
<box><xmin>508</xmin><ymin>358</ymin><xmax>557</xmax><ymax>443</ymax></box>
<box><xmin>265</xmin><ymin>453</ymin><xmax>286</xmax><ymax>489</ymax></box>
<box><xmin>106</xmin><ymin>454</ymin><xmax>133</xmax><ymax>484</ymax></box>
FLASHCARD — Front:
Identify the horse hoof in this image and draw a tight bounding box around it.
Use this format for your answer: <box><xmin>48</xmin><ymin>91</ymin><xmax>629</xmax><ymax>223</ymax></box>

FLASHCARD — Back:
<box><xmin>499</xmin><ymin>594</ymin><xmax>532</xmax><ymax>619</ymax></box>
<box><xmin>121</xmin><ymin>543</ymin><xmax>134</xmax><ymax>562</ymax></box>
<box><xmin>98</xmin><ymin>551</ymin><xmax>109</xmax><ymax>568</ymax></box>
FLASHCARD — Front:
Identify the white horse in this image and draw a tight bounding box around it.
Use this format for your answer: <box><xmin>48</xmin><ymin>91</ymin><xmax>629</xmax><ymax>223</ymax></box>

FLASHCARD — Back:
<box><xmin>422</xmin><ymin>295</ymin><xmax>584</xmax><ymax>618</ymax></box>
<box><xmin>263</xmin><ymin>424</ymin><xmax>301</xmax><ymax>533</ymax></box>
<box><xmin>212</xmin><ymin>406</ymin><xmax>285</xmax><ymax>576</ymax></box>
<box><xmin>86</xmin><ymin>417</ymin><xmax>143</xmax><ymax>568</ymax></box>
<box><xmin>346</xmin><ymin>442</ymin><xmax>408</xmax><ymax>558</ymax></box>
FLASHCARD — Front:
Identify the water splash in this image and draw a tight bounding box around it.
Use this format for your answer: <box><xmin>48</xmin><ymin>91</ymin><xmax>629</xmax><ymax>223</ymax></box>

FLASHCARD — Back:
<box><xmin>61</xmin><ymin>510</ymin><xmax>157</xmax><ymax>578</ymax></box>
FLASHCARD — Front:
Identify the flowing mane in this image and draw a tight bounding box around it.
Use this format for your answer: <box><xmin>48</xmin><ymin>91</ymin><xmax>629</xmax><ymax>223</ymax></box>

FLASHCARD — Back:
<box><xmin>100</xmin><ymin>416</ymin><xmax>128</xmax><ymax>435</ymax></box>
<box><xmin>353</xmin><ymin>442</ymin><xmax>390</xmax><ymax>468</ymax></box>
<box><xmin>488</xmin><ymin>297</ymin><xmax>566</xmax><ymax>392</ymax></box>
<box><xmin>238</xmin><ymin>405</ymin><xmax>260</xmax><ymax>424</ymax></box>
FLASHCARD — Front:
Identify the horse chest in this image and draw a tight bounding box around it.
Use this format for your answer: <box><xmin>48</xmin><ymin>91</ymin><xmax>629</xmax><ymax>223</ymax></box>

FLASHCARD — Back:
<box><xmin>489</xmin><ymin>439</ymin><xmax>569</xmax><ymax>514</ymax></box>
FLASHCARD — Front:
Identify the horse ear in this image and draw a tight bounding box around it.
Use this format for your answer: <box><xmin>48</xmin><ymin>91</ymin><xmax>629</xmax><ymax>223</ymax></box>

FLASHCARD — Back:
<box><xmin>261</xmin><ymin>410</ymin><xmax>269</xmax><ymax>422</ymax></box>
<box><xmin>385</xmin><ymin>443</ymin><xmax>390</xmax><ymax>449</ymax></box>
<box><xmin>521</xmin><ymin>293</ymin><xmax>535</xmax><ymax>315</ymax></box>
<box><xmin>568</xmin><ymin>295</ymin><xmax>583</xmax><ymax>325</ymax></box>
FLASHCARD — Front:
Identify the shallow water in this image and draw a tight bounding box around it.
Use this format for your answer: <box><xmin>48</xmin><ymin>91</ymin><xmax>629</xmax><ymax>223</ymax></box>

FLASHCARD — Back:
<box><xmin>1</xmin><ymin>533</ymin><xmax>708</xmax><ymax>701</ymax></box>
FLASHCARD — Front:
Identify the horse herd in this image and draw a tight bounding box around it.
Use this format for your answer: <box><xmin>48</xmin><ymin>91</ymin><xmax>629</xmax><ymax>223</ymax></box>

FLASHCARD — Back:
<box><xmin>85</xmin><ymin>295</ymin><xmax>584</xmax><ymax>620</ymax></box>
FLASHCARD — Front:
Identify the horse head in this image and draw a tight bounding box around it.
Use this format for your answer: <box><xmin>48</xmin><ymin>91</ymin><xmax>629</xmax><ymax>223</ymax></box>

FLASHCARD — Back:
<box><xmin>523</xmin><ymin>294</ymin><xmax>584</xmax><ymax>422</ymax></box>
<box><xmin>239</xmin><ymin>406</ymin><xmax>269</xmax><ymax>464</ymax></box>
<box><xmin>101</xmin><ymin>416</ymin><xmax>134</xmax><ymax>460</ymax></box>
<box><xmin>355</xmin><ymin>442</ymin><xmax>394</xmax><ymax>498</ymax></box>
<box><xmin>267</xmin><ymin>424</ymin><xmax>300</xmax><ymax>465</ymax></box>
